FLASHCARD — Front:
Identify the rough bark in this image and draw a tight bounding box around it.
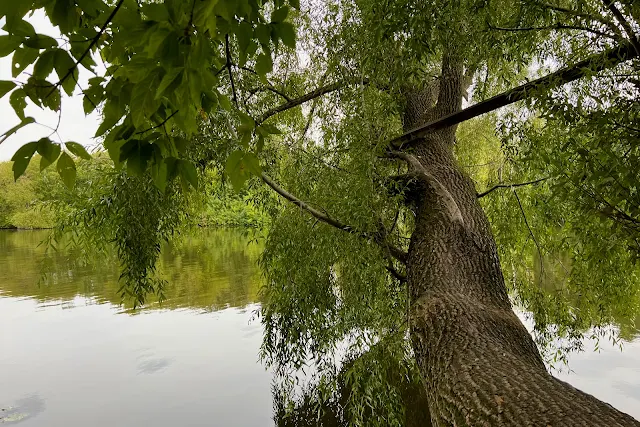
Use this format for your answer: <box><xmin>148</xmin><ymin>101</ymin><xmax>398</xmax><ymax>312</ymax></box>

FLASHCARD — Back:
<box><xmin>403</xmin><ymin>53</ymin><xmax>640</xmax><ymax>426</ymax></box>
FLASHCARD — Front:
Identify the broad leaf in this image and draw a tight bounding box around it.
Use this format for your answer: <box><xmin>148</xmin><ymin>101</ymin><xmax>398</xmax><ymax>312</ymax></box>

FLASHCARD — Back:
<box><xmin>56</xmin><ymin>151</ymin><xmax>77</xmax><ymax>188</ymax></box>
<box><xmin>0</xmin><ymin>80</ymin><xmax>16</xmax><ymax>99</ymax></box>
<box><xmin>65</xmin><ymin>141</ymin><xmax>92</xmax><ymax>160</ymax></box>
<box><xmin>1</xmin><ymin>116</ymin><xmax>35</xmax><ymax>144</ymax></box>
<box><xmin>10</xmin><ymin>141</ymin><xmax>38</xmax><ymax>180</ymax></box>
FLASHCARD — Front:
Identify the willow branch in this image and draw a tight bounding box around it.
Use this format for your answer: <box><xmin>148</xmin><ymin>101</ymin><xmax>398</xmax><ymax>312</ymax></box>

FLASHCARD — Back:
<box><xmin>488</xmin><ymin>23</ymin><xmax>617</xmax><ymax>40</ymax></box>
<box><xmin>389</xmin><ymin>37</ymin><xmax>640</xmax><ymax>149</ymax></box>
<box><xmin>261</xmin><ymin>172</ymin><xmax>407</xmax><ymax>262</ymax></box>
<box><xmin>477</xmin><ymin>177</ymin><xmax>548</xmax><ymax>198</ymax></box>
<box><xmin>47</xmin><ymin>0</ymin><xmax>125</xmax><ymax>98</ymax></box>
<box><xmin>257</xmin><ymin>79</ymin><xmax>369</xmax><ymax>125</ymax></box>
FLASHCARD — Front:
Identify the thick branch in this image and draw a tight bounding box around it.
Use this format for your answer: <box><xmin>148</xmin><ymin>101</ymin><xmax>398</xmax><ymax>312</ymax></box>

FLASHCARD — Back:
<box><xmin>389</xmin><ymin>38</ymin><xmax>640</xmax><ymax>149</ymax></box>
<box><xmin>387</xmin><ymin>151</ymin><xmax>464</xmax><ymax>224</ymax></box>
<box><xmin>476</xmin><ymin>177</ymin><xmax>548</xmax><ymax>198</ymax></box>
<box><xmin>225</xmin><ymin>35</ymin><xmax>239</xmax><ymax>108</ymax></box>
<box><xmin>261</xmin><ymin>172</ymin><xmax>407</xmax><ymax>262</ymax></box>
<box><xmin>257</xmin><ymin>79</ymin><xmax>368</xmax><ymax>125</ymax></box>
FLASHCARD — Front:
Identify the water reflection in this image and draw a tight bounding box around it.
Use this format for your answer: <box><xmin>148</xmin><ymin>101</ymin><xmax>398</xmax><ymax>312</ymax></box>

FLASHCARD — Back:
<box><xmin>0</xmin><ymin>230</ymin><xmax>272</xmax><ymax>427</ymax></box>
<box><xmin>0</xmin><ymin>229</ymin><xmax>263</xmax><ymax>311</ymax></box>
<box><xmin>1</xmin><ymin>230</ymin><xmax>640</xmax><ymax>424</ymax></box>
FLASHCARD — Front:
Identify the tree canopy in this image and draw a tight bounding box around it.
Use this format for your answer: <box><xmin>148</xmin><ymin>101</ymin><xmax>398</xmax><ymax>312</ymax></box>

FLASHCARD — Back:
<box><xmin>1</xmin><ymin>0</ymin><xmax>640</xmax><ymax>424</ymax></box>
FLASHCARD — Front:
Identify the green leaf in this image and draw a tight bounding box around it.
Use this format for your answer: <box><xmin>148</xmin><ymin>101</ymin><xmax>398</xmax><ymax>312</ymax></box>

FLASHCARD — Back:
<box><xmin>54</xmin><ymin>49</ymin><xmax>78</xmax><ymax>96</ymax></box>
<box><xmin>0</xmin><ymin>80</ymin><xmax>16</xmax><ymax>99</ymax></box>
<box><xmin>278</xmin><ymin>22</ymin><xmax>296</xmax><ymax>49</ymax></box>
<box><xmin>2</xmin><ymin>19</ymin><xmax>36</xmax><ymax>38</ymax></box>
<box><xmin>56</xmin><ymin>151</ymin><xmax>77</xmax><ymax>188</ymax></box>
<box><xmin>151</xmin><ymin>157</ymin><xmax>168</xmax><ymax>191</ymax></box>
<box><xmin>33</xmin><ymin>49</ymin><xmax>57</xmax><ymax>79</ymax></box>
<box><xmin>179</xmin><ymin>160</ymin><xmax>198</xmax><ymax>189</ymax></box>
<box><xmin>11</xmin><ymin>141</ymin><xmax>38</xmax><ymax>180</ymax></box>
<box><xmin>65</xmin><ymin>141</ymin><xmax>92</xmax><ymax>159</ymax></box>
<box><xmin>37</xmin><ymin>138</ymin><xmax>62</xmax><ymax>170</ymax></box>
<box><xmin>10</xmin><ymin>89</ymin><xmax>27</xmax><ymax>119</ymax></box>
<box><xmin>1</xmin><ymin>116</ymin><xmax>35</xmax><ymax>144</ymax></box>
<box><xmin>271</xmin><ymin>6</ymin><xmax>289</xmax><ymax>23</ymax></box>
<box><xmin>95</xmin><ymin>99</ymin><xmax>125</xmax><ymax>137</ymax></box>
<box><xmin>259</xmin><ymin>123</ymin><xmax>282</xmax><ymax>134</ymax></box>
<box><xmin>243</xmin><ymin>151</ymin><xmax>261</xmax><ymax>175</ymax></box>
<box><xmin>12</xmin><ymin>46</ymin><xmax>39</xmax><ymax>77</ymax></box>
<box><xmin>0</xmin><ymin>35</ymin><xmax>21</xmax><ymax>57</ymax></box>
<box><xmin>155</xmin><ymin>67</ymin><xmax>183</xmax><ymax>99</ymax></box>
<box><xmin>37</xmin><ymin>137</ymin><xmax>60</xmax><ymax>161</ymax></box>
<box><xmin>23</xmin><ymin>34</ymin><xmax>58</xmax><ymax>49</ymax></box>
<box><xmin>255</xmin><ymin>53</ymin><xmax>273</xmax><ymax>80</ymax></box>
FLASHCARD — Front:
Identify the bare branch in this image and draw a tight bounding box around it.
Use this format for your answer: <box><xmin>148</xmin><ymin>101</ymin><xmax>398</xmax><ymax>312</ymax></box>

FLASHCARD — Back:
<box><xmin>477</xmin><ymin>177</ymin><xmax>548</xmax><ymax>198</ymax></box>
<box><xmin>246</xmin><ymin>86</ymin><xmax>292</xmax><ymax>103</ymax></box>
<box><xmin>389</xmin><ymin>38</ymin><xmax>640</xmax><ymax>149</ymax></box>
<box><xmin>513</xmin><ymin>189</ymin><xmax>545</xmax><ymax>276</ymax></box>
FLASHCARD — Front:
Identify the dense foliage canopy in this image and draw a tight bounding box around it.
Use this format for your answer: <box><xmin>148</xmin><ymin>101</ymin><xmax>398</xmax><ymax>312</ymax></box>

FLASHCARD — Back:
<box><xmin>1</xmin><ymin>0</ymin><xmax>640</xmax><ymax>424</ymax></box>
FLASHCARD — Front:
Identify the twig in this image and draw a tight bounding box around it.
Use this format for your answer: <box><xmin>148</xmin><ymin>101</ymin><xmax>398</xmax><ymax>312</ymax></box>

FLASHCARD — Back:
<box><xmin>225</xmin><ymin>35</ymin><xmax>239</xmax><ymax>108</ymax></box>
<box><xmin>488</xmin><ymin>23</ymin><xmax>617</xmax><ymax>40</ymax></box>
<box><xmin>47</xmin><ymin>0</ymin><xmax>125</xmax><ymax>98</ymax></box>
<box><xmin>513</xmin><ymin>189</ymin><xmax>545</xmax><ymax>277</ymax></box>
<box><xmin>135</xmin><ymin>110</ymin><xmax>179</xmax><ymax>134</ymax></box>
<box><xmin>477</xmin><ymin>177</ymin><xmax>548</xmax><ymax>198</ymax></box>
<box><xmin>256</xmin><ymin>79</ymin><xmax>369</xmax><ymax>125</ymax></box>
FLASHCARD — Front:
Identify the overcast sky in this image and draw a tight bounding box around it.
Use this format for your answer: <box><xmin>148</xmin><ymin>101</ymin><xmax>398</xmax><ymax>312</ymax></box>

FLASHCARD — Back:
<box><xmin>0</xmin><ymin>12</ymin><xmax>101</xmax><ymax>161</ymax></box>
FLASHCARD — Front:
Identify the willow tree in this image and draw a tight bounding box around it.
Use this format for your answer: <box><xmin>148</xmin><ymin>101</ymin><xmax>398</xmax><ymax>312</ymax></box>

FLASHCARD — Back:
<box><xmin>2</xmin><ymin>0</ymin><xmax>640</xmax><ymax>425</ymax></box>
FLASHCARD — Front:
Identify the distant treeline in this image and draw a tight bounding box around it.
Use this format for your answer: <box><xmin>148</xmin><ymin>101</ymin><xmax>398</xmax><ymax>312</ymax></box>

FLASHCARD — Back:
<box><xmin>0</xmin><ymin>157</ymin><xmax>267</xmax><ymax>230</ymax></box>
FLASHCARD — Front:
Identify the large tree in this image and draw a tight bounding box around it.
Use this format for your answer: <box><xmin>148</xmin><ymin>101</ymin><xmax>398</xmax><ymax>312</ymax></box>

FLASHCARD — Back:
<box><xmin>2</xmin><ymin>0</ymin><xmax>640</xmax><ymax>424</ymax></box>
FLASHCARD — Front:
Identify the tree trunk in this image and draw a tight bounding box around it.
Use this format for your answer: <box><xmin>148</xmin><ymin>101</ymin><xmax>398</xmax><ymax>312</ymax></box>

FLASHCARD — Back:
<box><xmin>404</xmin><ymin>55</ymin><xmax>640</xmax><ymax>426</ymax></box>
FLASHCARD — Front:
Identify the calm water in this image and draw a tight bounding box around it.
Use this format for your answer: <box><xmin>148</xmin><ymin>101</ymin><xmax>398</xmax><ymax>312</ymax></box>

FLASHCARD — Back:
<box><xmin>1</xmin><ymin>230</ymin><xmax>639</xmax><ymax>425</ymax></box>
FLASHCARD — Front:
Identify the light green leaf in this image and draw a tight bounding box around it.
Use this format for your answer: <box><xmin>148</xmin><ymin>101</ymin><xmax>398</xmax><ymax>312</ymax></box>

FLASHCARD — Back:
<box><xmin>1</xmin><ymin>116</ymin><xmax>35</xmax><ymax>144</ymax></box>
<box><xmin>0</xmin><ymin>80</ymin><xmax>16</xmax><ymax>98</ymax></box>
<box><xmin>243</xmin><ymin>151</ymin><xmax>261</xmax><ymax>175</ymax></box>
<box><xmin>56</xmin><ymin>151</ymin><xmax>77</xmax><ymax>188</ymax></box>
<box><xmin>65</xmin><ymin>141</ymin><xmax>92</xmax><ymax>159</ymax></box>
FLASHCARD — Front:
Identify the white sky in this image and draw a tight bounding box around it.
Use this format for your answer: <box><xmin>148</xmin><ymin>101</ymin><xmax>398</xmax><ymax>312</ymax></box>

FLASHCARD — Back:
<box><xmin>0</xmin><ymin>12</ymin><xmax>101</xmax><ymax>161</ymax></box>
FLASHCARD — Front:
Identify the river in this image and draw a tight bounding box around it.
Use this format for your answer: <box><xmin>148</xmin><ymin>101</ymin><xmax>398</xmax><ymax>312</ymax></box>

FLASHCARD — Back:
<box><xmin>1</xmin><ymin>229</ymin><xmax>639</xmax><ymax>425</ymax></box>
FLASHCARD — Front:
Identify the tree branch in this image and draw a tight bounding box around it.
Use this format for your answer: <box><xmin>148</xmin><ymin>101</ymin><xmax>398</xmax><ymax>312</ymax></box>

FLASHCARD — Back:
<box><xmin>389</xmin><ymin>38</ymin><xmax>640</xmax><ymax>149</ymax></box>
<box><xmin>225</xmin><ymin>35</ymin><xmax>239</xmax><ymax>108</ymax></box>
<box><xmin>387</xmin><ymin>151</ymin><xmax>464</xmax><ymax>225</ymax></box>
<box><xmin>48</xmin><ymin>0</ymin><xmax>125</xmax><ymax>98</ymax></box>
<box><xmin>476</xmin><ymin>177</ymin><xmax>548</xmax><ymax>198</ymax></box>
<box><xmin>601</xmin><ymin>0</ymin><xmax>640</xmax><ymax>55</ymax></box>
<box><xmin>256</xmin><ymin>79</ymin><xmax>368</xmax><ymax>125</ymax></box>
<box><xmin>488</xmin><ymin>22</ymin><xmax>617</xmax><ymax>40</ymax></box>
<box><xmin>261</xmin><ymin>172</ymin><xmax>407</xmax><ymax>263</ymax></box>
